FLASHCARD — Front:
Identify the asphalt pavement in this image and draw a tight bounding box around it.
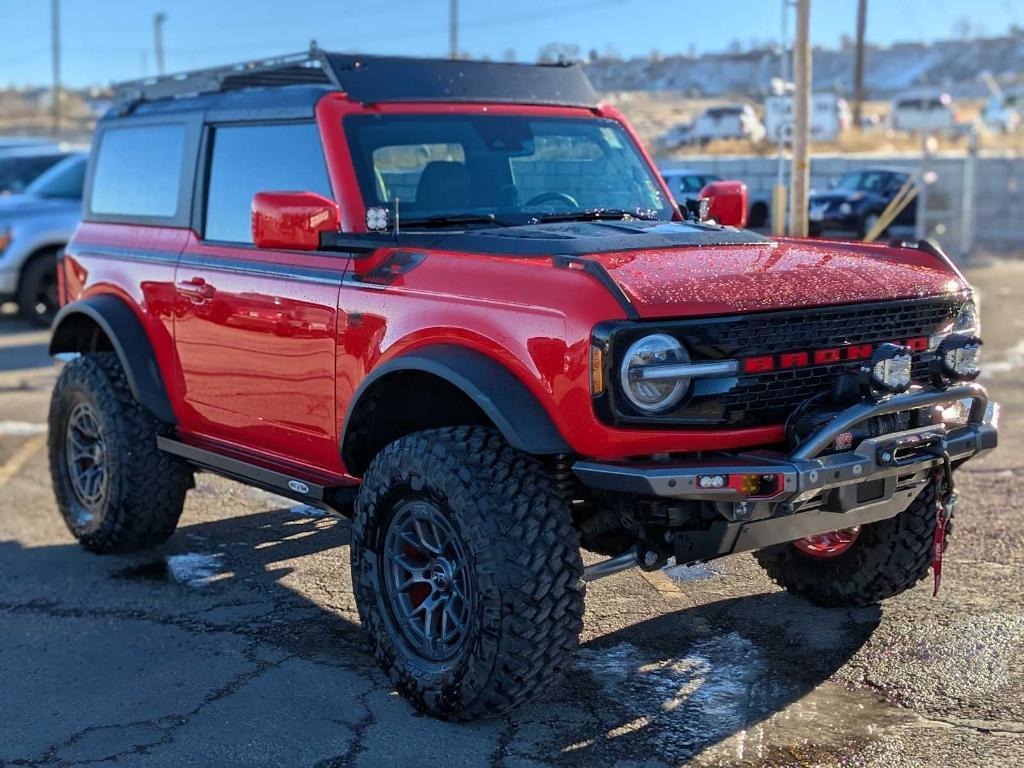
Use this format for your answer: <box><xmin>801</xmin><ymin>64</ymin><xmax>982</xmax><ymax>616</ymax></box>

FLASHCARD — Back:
<box><xmin>1</xmin><ymin>263</ymin><xmax>1023</xmax><ymax>767</ymax></box>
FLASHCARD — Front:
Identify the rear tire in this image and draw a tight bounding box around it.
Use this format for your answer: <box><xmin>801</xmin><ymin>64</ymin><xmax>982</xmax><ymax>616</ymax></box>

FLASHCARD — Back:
<box><xmin>754</xmin><ymin>482</ymin><xmax>941</xmax><ymax>607</ymax></box>
<box><xmin>351</xmin><ymin>426</ymin><xmax>585</xmax><ymax>720</ymax></box>
<box><xmin>17</xmin><ymin>251</ymin><xmax>60</xmax><ymax>327</ymax></box>
<box><xmin>48</xmin><ymin>352</ymin><xmax>192</xmax><ymax>553</ymax></box>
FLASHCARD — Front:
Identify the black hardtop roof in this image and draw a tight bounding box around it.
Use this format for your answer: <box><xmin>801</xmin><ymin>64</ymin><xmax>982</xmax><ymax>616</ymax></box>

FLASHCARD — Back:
<box><xmin>109</xmin><ymin>46</ymin><xmax>599</xmax><ymax>115</ymax></box>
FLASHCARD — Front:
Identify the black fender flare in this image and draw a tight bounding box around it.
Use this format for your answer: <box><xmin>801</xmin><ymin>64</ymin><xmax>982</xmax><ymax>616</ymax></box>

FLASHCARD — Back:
<box><xmin>341</xmin><ymin>344</ymin><xmax>570</xmax><ymax>468</ymax></box>
<box><xmin>50</xmin><ymin>295</ymin><xmax>177</xmax><ymax>424</ymax></box>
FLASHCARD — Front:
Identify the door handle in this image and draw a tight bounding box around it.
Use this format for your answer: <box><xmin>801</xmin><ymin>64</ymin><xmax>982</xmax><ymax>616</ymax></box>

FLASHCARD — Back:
<box><xmin>177</xmin><ymin>277</ymin><xmax>215</xmax><ymax>301</ymax></box>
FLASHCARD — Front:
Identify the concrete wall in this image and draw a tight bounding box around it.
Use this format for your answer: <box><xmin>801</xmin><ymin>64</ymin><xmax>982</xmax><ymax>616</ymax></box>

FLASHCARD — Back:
<box><xmin>659</xmin><ymin>153</ymin><xmax>1024</xmax><ymax>260</ymax></box>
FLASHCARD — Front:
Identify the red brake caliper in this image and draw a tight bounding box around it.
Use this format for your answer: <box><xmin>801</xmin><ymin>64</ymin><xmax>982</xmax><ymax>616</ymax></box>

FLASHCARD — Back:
<box><xmin>931</xmin><ymin>452</ymin><xmax>955</xmax><ymax>597</ymax></box>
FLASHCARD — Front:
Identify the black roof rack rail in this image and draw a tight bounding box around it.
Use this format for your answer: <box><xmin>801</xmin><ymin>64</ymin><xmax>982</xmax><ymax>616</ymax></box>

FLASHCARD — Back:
<box><xmin>112</xmin><ymin>45</ymin><xmax>336</xmax><ymax>104</ymax></box>
<box><xmin>111</xmin><ymin>45</ymin><xmax>599</xmax><ymax>109</ymax></box>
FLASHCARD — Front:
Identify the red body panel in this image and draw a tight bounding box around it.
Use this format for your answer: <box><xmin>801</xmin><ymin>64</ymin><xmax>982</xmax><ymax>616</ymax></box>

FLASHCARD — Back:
<box><xmin>62</xmin><ymin>95</ymin><xmax>968</xmax><ymax>481</ymax></box>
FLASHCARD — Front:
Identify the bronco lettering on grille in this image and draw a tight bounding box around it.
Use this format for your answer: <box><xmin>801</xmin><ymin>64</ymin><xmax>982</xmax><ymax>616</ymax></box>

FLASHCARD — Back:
<box><xmin>742</xmin><ymin>337</ymin><xmax>929</xmax><ymax>373</ymax></box>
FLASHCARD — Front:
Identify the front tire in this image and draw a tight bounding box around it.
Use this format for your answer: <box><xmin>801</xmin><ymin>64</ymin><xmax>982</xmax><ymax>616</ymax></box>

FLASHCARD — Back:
<box><xmin>351</xmin><ymin>426</ymin><xmax>585</xmax><ymax>720</ymax></box>
<box><xmin>754</xmin><ymin>483</ymin><xmax>941</xmax><ymax>607</ymax></box>
<box><xmin>49</xmin><ymin>353</ymin><xmax>192</xmax><ymax>553</ymax></box>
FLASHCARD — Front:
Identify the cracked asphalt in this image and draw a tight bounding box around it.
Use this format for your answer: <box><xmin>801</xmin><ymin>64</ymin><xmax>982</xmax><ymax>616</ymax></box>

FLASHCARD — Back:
<box><xmin>2</xmin><ymin>262</ymin><xmax>1023</xmax><ymax>767</ymax></box>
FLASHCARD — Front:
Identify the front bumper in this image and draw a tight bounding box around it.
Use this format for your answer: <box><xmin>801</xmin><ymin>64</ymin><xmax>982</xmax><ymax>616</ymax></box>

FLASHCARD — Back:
<box><xmin>574</xmin><ymin>383</ymin><xmax>998</xmax><ymax>564</ymax></box>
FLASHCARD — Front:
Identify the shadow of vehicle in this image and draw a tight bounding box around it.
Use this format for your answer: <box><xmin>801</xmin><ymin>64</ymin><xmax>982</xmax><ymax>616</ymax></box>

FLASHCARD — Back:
<box><xmin>0</xmin><ymin>313</ymin><xmax>52</xmax><ymax>373</ymax></box>
<box><xmin>0</xmin><ymin>501</ymin><xmax>882</xmax><ymax>764</ymax></box>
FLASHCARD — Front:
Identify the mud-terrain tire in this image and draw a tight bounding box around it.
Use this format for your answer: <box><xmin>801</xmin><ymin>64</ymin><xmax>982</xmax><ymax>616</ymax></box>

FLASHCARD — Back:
<box><xmin>754</xmin><ymin>482</ymin><xmax>943</xmax><ymax>606</ymax></box>
<box><xmin>48</xmin><ymin>352</ymin><xmax>192</xmax><ymax>553</ymax></box>
<box><xmin>351</xmin><ymin>426</ymin><xmax>586</xmax><ymax>720</ymax></box>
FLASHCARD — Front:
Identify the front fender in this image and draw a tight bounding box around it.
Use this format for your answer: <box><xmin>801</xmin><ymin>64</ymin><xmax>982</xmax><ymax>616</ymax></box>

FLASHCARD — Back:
<box><xmin>341</xmin><ymin>343</ymin><xmax>570</xmax><ymax>466</ymax></box>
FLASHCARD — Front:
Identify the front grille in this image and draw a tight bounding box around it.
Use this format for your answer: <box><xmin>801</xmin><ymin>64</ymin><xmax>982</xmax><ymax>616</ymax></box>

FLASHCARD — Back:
<box><xmin>600</xmin><ymin>294</ymin><xmax>965</xmax><ymax>428</ymax></box>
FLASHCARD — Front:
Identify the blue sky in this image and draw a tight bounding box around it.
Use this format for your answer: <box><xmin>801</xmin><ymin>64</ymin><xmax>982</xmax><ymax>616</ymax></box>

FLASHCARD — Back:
<box><xmin>1</xmin><ymin>0</ymin><xmax>1020</xmax><ymax>87</ymax></box>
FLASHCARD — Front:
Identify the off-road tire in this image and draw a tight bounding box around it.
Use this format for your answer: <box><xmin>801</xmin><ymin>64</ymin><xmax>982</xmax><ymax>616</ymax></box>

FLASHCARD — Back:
<box><xmin>351</xmin><ymin>426</ymin><xmax>586</xmax><ymax>720</ymax></box>
<box><xmin>754</xmin><ymin>482</ymin><xmax>943</xmax><ymax>606</ymax></box>
<box><xmin>49</xmin><ymin>352</ymin><xmax>192</xmax><ymax>553</ymax></box>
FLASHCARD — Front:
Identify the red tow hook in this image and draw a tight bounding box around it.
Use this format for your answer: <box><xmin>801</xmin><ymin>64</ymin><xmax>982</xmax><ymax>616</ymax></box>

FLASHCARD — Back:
<box><xmin>931</xmin><ymin>454</ymin><xmax>954</xmax><ymax>597</ymax></box>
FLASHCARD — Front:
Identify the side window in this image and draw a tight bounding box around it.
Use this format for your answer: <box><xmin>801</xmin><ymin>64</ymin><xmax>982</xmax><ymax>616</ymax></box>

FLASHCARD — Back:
<box><xmin>204</xmin><ymin>123</ymin><xmax>332</xmax><ymax>244</ymax></box>
<box><xmin>91</xmin><ymin>124</ymin><xmax>186</xmax><ymax>217</ymax></box>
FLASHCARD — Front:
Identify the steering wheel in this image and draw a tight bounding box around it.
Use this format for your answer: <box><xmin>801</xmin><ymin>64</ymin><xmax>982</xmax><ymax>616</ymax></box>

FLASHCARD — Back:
<box><xmin>523</xmin><ymin>192</ymin><xmax>581</xmax><ymax>210</ymax></box>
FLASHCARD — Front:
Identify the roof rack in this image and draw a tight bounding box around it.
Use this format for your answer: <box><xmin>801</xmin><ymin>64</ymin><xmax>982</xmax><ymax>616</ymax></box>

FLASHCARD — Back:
<box><xmin>112</xmin><ymin>45</ymin><xmax>336</xmax><ymax>104</ymax></box>
<box><xmin>111</xmin><ymin>45</ymin><xmax>599</xmax><ymax>109</ymax></box>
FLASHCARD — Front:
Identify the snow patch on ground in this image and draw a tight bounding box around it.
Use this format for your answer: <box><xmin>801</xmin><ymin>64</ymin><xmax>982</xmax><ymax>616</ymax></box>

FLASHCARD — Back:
<box><xmin>662</xmin><ymin>561</ymin><xmax>725</xmax><ymax>584</ymax></box>
<box><xmin>288</xmin><ymin>504</ymin><xmax>330</xmax><ymax>518</ymax></box>
<box><xmin>166</xmin><ymin>553</ymin><xmax>225</xmax><ymax>588</ymax></box>
<box><xmin>0</xmin><ymin>421</ymin><xmax>47</xmax><ymax>436</ymax></box>
<box><xmin>576</xmin><ymin>634</ymin><xmax>782</xmax><ymax>762</ymax></box>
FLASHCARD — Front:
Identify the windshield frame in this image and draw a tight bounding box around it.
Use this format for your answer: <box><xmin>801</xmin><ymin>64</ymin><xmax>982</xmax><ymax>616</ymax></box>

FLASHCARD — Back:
<box><xmin>341</xmin><ymin>110</ymin><xmax>676</xmax><ymax>229</ymax></box>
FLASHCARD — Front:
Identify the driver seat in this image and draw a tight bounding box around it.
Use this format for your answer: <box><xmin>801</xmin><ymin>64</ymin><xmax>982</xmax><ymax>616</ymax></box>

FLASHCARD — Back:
<box><xmin>415</xmin><ymin>161</ymin><xmax>471</xmax><ymax>211</ymax></box>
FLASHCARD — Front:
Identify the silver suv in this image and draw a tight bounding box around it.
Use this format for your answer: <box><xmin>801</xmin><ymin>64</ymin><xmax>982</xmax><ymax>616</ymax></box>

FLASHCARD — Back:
<box><xmin>0</xmin><ymin>153</ymin><xmax>85</xmax><ymax>325</ymax></box>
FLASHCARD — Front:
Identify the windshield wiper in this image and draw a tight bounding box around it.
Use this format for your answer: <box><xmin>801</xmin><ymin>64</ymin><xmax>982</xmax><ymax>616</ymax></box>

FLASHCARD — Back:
<box><xmin>538</xmin><ymin>208</ymin><xmax>659</xmax><ymax>223</ymax></box>
<box><xmin>401</xmin><ymin>213</ymin><xmax>514</xmax><ymax>229</ymax></box>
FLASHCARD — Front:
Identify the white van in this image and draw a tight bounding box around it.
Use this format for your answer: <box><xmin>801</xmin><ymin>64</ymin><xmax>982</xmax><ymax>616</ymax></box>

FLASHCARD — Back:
<box><xmin>690</xmin><ymin>104</ymin><xmax>765</xmax><ymax>144</ymax></box>
<box><xmin>890</xmin><ymin>93</ymin><xmax>961</xmax><ymax>135</ymax></box>
<box><xmin>764</xmin><ymin>93</ymin><xmax>851</xmax><ymax>143</ymax></box>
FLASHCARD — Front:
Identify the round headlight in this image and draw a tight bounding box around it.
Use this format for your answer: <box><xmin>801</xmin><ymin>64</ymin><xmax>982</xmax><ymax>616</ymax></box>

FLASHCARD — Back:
<box><xmin>954</xmin><ymin>299</ymin><xmax>979</xmax><ymax>336</ymax></box>
<box><xmin>620</xmin><ymin>333</ymin><xmax>690</xmax><ymax>413</ymax></box>
<box><xmin>838</xmin><ymin>202</ymin><xmax>852</xmax><ymax>216</ymax></box>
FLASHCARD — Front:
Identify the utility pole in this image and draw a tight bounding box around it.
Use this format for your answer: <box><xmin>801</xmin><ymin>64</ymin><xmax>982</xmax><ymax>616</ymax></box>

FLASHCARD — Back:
<box><xmin>154</xmin><ymin>13</ymin><xmax>167</xmax><ymax>76</ymax></box>
<box><xmin>789</xmin><ymin>0</ymin><xmax>811</xmax><ymax>237</ymax></box>
<box><xmin>449</xmin><ymin>0</ymin><xmax>458</xmax><ymax>59</ymax></box>
<box><xmin>852</xmin><ymin>0</ymin><xmax>867</xmax><ymax>127</ymax></box>
<box><xmin>51</xmin><ymin>0</ymin><xmax>60</xmax><ymax>137</ymax></box>
<box><xmin>772</xmin><ymin>0</ymin><xmax>791</xmax><ymax>234</ymax></box>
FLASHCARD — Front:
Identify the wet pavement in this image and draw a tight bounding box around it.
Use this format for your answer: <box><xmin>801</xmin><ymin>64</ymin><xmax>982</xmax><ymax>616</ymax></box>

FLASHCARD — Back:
<box><xmin>1</xmin><ymin>263</ymin><xmax>1023</xmax><ymax>767</ymax></box>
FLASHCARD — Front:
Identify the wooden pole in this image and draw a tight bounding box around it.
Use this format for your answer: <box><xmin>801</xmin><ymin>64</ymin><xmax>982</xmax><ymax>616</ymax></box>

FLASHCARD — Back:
<box><xmin>789</xmin><ymin>0</ymin><xmax>811</xmax><ymax>236</ymax></box>
<box><xmin>853</xmin><ymin>0</ymin><xmax>867</xmax><ymax>127</ymax></box>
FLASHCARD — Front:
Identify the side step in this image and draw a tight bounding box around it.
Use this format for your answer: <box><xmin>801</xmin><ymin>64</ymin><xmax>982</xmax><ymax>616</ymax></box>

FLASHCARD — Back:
<box><xmin>157</xmin><ymin>436</ymin><xmax>356</xmax><ymax>514</ymax></box>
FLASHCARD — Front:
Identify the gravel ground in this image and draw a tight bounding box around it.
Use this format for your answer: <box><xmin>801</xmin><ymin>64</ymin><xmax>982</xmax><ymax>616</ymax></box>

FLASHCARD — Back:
<box><xmin>1</xmin><ymin>263</ymin><xmax>1022</xmax><ymax>767</ymax></box>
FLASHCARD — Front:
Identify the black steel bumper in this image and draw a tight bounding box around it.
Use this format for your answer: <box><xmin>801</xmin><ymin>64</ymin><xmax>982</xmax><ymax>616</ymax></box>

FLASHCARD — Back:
<box><xmin>574</xmin><ymin>383</ymin><xmax>998</xmax><ymax>565</ymax></box>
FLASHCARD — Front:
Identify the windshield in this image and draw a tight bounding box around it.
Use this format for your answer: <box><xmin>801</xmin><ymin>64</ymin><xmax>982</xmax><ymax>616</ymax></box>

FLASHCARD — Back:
<box><xmin>344</xmin><ymin>114</ymin><xmax>673</xmax><ymax>226</ymax></box>
<box><xmin>26</xmin><ymin>154</ymin><xmax>86</xmax><ymax>199</ymax></box>
<box><xmin>0</xmin><ymin>153</ymin><xmax>65</xmax><ymax>194</ymax></box>
<box><xmin>834</xmin><ymin>171</ymin><xmax>900</xmax><ymax>194</ymax></box>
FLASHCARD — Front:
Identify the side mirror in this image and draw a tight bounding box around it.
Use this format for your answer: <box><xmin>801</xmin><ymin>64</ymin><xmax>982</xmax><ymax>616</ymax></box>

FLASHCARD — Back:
<box><xmin>699</xmin><ymin>180</ymin><xmax>748</xmax><ymax>228</ymax></box>
<box><xmin>252</xmin><ymin>191</ymin><xmax>340</xmax><ymax>250</ymax></box>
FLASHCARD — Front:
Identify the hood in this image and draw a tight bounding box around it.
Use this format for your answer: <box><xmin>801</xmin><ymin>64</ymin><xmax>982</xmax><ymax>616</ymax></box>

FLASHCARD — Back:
<box><xmin>0</xmin><ymin>193</ymin><xmax>80</xmax><ymax>218</ymax></box>
<box><xmin>586</xmin><ymin>238</ymin><xmax>965</xmax><ymax>319</ymax></box>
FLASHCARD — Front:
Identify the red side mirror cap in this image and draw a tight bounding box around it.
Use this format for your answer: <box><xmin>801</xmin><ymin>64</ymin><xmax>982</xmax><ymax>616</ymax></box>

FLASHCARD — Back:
<box><xmin>699</xmin><ymin>180</ymin><xmax>748</xmax><ymax>228</ymax></box>
<box><xmin>252</xmin><ymin>191</ymin><xmax>340</xmax><ymax>250</ymax></box>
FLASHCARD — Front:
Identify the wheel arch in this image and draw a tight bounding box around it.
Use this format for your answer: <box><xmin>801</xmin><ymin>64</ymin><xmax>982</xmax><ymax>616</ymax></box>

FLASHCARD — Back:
<box><xmin>49</xmin><ymin>295</ymin><xmax>177</xmax><ymax>424</ymax></box>
<box><xmin>341</xmin><ymin>344</ymin><xmax>570</xmax><ymax>477</ymax></box>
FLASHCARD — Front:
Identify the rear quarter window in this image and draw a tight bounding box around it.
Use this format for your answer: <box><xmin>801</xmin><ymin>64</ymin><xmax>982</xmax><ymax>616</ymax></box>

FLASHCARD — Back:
<box><xmin>90</xmin><ymin>123</ymin><xmax>187</xmax><ymax>217</ymax></box>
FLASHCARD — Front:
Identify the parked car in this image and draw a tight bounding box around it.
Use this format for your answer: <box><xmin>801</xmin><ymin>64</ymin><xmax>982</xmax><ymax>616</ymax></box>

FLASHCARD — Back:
<box><xmin>808</xmin><ymin>167</ymin><xmax>915</xmax><ymax>237</ymax></box>
<box><xmin>0</xmin><ymin>153</ymin><xmax>86</xmax><ymax>324</ymax></box>
<box><xmin>0</xmin><ymin>136</ymin><xmax>60</xmax><ymax>151</ymax></box>
<box><xmin>49</xmin><ymin>51</ymin><xmax>994</xmax><ymax>721</ymax></box>
<box><xmin>889</xmin><ymin>93</ymin><xmax>963</xmax><ymax>136</ymax></box>
<box><xmin>661</xmin><ymin>168</ymin><xmax>770</xmax><ymax>229</ymax></box>
<box><xmin>655</xmin><ymin>121</ymin><xmax>694</xmax><ymax>151</ymax></box>
<box><xmin>0</xmin><ymin>146</ymin><xmax>72</xmax><ymax>195</ymax></box>
<box><xmin>690</xmin><ymin>103</ymin><xmax>765</xmax><ymax>144</ymax></box>
<box><xmin>764</xmin><ymin>93</ymin><xmax>851</xmax><ymax>143</ymax></box>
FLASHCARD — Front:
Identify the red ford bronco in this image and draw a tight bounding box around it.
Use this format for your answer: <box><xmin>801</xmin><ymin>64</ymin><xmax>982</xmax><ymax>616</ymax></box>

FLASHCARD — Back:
<box><xmin>49</xmin><ymin>50</ymin><xmax>997</xmax><ymax>719</ymax></box>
